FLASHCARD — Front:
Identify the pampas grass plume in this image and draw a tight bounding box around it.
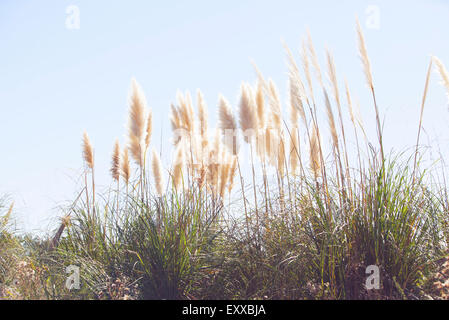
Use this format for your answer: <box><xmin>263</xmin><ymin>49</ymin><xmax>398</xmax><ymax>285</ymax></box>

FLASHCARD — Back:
<box><xmin>128</xmin><ymin>78</ymin><xmax>147</xmax><ymax>166</ymax></box>
<box><xmin>356</xmin><ymin>18</ymin><xmax>374</xmax><ymax>90</ymax></box>
<box><xmin>121</xmin><ymin>148</ymin><xmax>130</xmax><ymax>184</ymax></box>
<box><xmin>239</xmin><ymin>83</ymin><xmax>258</xmax><ymax>143</ymax></box>
<box><xmin>433</xmin><ymin>56</ymin><xmax>449</xmax><ymax>101</ymax></box>
<box><xmin>152</xmin><ymin>148</ymin><xmax>165</xmax><ymax>196</ymax></box>
<box><xmin>111</xmin><ymin>139</ymin><xmax>120</xmax><ymax>181</ymax></box>
<box><xmin>82</xmin><ymin>131</ymin><xmax>94</xmax><ymax>169</ymax></box>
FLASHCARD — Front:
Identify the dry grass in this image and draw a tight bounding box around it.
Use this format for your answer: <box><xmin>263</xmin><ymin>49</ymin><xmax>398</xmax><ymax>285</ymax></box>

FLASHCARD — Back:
<box><xmin>4</xmin><ymin>19</ymin><xmax>449</xmax><ymax>300</ymax></box>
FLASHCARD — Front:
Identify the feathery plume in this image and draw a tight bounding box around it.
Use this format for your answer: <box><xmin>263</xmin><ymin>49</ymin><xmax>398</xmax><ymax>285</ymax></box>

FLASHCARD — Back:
<box><xmin>309</xmin><ymin>124</ymin><xmax>321</xmax><ymax>177</ymax></box>
<box><xmin>172</xmin><ymin>142</ymin><xmax>184</xmax><ymax>190</ymax></box>
<box><xmin>264</xmin><ymin>127</ymin><xmax>273</xmax><ymax>162</ymax></box>
<box><xmin>255</xmin><ymin>81</ymin><xmax>266</xmax><ymax>129</ymax></box>
<box><xmin>289</xmin><ymin>127</ymin><xmax>299</xmax><ymax>175</ymax></box>
<box><xmin>218</xmin><ymin>94</ymin><xmax>238</xmax><ymax>155</ymax></box>
<box><xmin>227</xmin><ymin>156</ymin><xmax>238</xmax><ymax>193</ymax></box>
<box><xmin>82</xmin><ymin>131</ymin><xmax>94</xmax><ymax>169</ymax></box>
<box><xmin>277</xmin><ymin>133</ymin><xmax>286</xmax><ymax>176</ymax></box>
<box><xmin>128</xmin><ymin>78</ymin><xmax>147</xmax><ymax>167</ymax></box>
<box><xmin>289</xmin><ymin>96</ymin><xmax>300</xmax><ymax>127</ymax></box>
<box><xmin>284</xmin><ymin>42</ymin><xmax>306</xmax><ymax>126</ymax></box>
<box><xmin>185</xmin><ymin>91</ymin><xmax>195</xmax><ymax>129</ymax></box>
<box><xmin>218</xmin><ymin>94</ymin><xmax>237</xmax><ymax>131</ymax></box>
<box><xmin>356</xmin><ymin>18</ymin><xmax>383</xmax><ymax>161</ymax></box>
<box><xmin>239</xmin><ymin>83</ymin><xmax>258</xmax><ymax>143</ymax></box>
<box><xmin>307</xmin><ymin>29</ymin><xmax>324</xmax><ymax>87</ymax></box>
<box><xmin>111</xmin><ymin>139</ymin><xmax>120</xmax><ymax>181</ymax></box>
<box><xmin>344</xmin><ymin>78</ymin><xmax>356</xmax><ymax>124</ymax></box>
<box><xmin>152</xmin><ymin>148</ymin><xmax>165</xmax><ymax>196</ymax></box>
<box><xmin>197</xmin><ymin>89</ymin><xmax>208</xmax><ymax>139</ymax></box>
<box><xmin>219</xmin><ymin>150</ymin><xmax>232</xmax><ymax>198</ymax></box>
<box><xmin>301</xmin><ymin>39</ymin><xmax>315</xmax><ymax>104</ymax></box>
<box><xmin>177</xmin><ymin>91</ymin><xmax>194</xmax><ymax>133</ymax></box>
<box><xmin>1</xmin><ymin>201</ymin><xmax>14</xmax><ymax>226</ymax></box>
<box><xmin>324</xmin><ymin>90</ymin><xmax>339</xmax><ymax>151</ymax></box>
<box><xmin>356</xmin><ymin>18</ymin><xmax>374</xmax><ymax>90</ymax></box>
<box><xmin>267</xmin><ymin>79</ymin><xmax>282</xmax><ymax>130</ymax></box>
<box><xmin>433</xmin><ymin>56</ymin><xmax>449</xmax><ymax>101</ymax></box>
<box><xmin>170</xmin><ymin>103</ymin><xmax>181</xmax><ymax>131</ymax></box>
<box><xmin>326</xmin><ymin>49</ymin><xmax>341</xmax><ymax>108</ymax></box>
<box><xmin>121</xmin><ymin>148</ymin><xmax>130</xmax><ymax>184</ymax></box>
<box><xmin>145</xmin><ymin>109</ymin><xmax>153</xmax><ymax>149</ymax></box>
<box><xmin>251</xmin><ymin>61</ymin><xmax>268</xmax><ymax>92</ymax></box>
<box><xmin>170</xmin><ymin>103</ymin><xmax>184</xmax><ymax>145</ymax></box>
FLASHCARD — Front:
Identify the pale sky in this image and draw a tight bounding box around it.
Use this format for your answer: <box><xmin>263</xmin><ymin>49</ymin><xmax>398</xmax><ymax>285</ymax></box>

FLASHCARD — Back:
<box><xmin>1</xmin><ymin>0</ymin><xmax>449</xmax><ymax>232</ymax></box>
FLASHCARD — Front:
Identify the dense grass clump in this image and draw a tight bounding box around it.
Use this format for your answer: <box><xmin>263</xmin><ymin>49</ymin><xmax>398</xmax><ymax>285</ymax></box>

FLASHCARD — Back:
<box><xmin>3</xmin><ymin>21</ymin><xmax>449</xmax><ymax>300</ymax></box>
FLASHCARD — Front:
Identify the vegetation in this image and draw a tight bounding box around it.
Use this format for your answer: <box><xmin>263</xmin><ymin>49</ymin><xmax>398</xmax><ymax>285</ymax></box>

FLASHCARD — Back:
<box><xmin>2</xmin><ymin>21</ymin><xmax>449</xmax><ymax>300</ymax></box>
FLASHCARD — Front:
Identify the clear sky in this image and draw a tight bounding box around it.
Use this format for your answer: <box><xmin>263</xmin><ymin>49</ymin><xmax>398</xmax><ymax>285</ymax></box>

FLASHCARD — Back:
<box><xmin>1</xmin><ymin>0</ymin><xmax>449</xmax><ymax>232</ymax></box>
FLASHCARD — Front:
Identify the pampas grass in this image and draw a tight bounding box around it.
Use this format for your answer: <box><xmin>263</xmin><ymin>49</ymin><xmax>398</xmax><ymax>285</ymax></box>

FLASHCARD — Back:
<box><xmin>197</xmin><ymin>90</ymin><xmax>208</xmax><ymax>140</ymax></box>
<box><xmin>289</xmin><ymin>127</ymin><xmax>300</xmax><ymax>175</ymax></box>
<box><xmin>267</xmin><ymin>79</ymin><xmax>282</xmax><ymax>130</ymax></box>
<box><xmin>433</xmin><ymin>56</ymin><xmax>449</xmax><ymax>100</ymax></box>
<box><xmin>218</xmin><ymin>94</ymin><xmax>238</xmax><ymax>155</ymax></box>
<box><xmin>128</xmin><ymin>78</ymin><xmax>147</xmax><ymax>167</ymax></box>
<box><xmin>302</xmin><ymin>39</ymin><xmax>315</xmax><ymax>105</ymax></box>
<box><xmin>121</xmin><ymin>147</ymin><xmax>130</xmax><ymax>186</ymax></box>
<box><xmin>82</xmin><ymin>131</ymin><xmax>95</xmax><ymax>218</ymax></box>
<box><xmin>145</xmin><ymin>110</ymin><xmax>153</xmax><ymax>150</ymax></box>
<box><xmin>111</xmin><ymin>140</ymin><xmax>120</xmax><ymax>182</ymax></box>
<box><xmin>47</xmin><ymin>20</ymin><xmax>449</xmax><ymax>301</ymax></box>
<box><xmin>82</xmin><ymin>131</ymin><xmax>94</xmax><ymax>170</ymax></box>
<box><xmin>172</xmin><ymin>142</ymin><xmax>184</xmax><ymax>190</ymax></box>
<box><xmin>177</xmin><ymin>91</ymin><xmax>194</xmax><ymax>133</ymax></box>
<box><xmin>309</xmin><ymin>124</ymin><xmax>321</xmax><ymax>178</ymax></box>
<box><xmin>356</xmin><ymin>18</ymin><xmax>374</xmax><ymax>90</ymax></box>
<box><xmin>239</xmin><ymin>83</ymin><xmax>258</xmax><ymax>143</ymax></box>
<box><xmin>414</xmin><ymin>59</ymin><xmax>433</xmax><ymax>176</ymax></box>
<box><xmin>152</xmin><ymin>148</ymin><xmax>165</xmax><ymax>197</ymax></box>
<box><xmin>356</xmin><ymin>17</ymin><xmax>384</xmax><ymax>162</ymax></box>
<box><xmin>307</xmin><ymin>29</ymin><xmax>324</xmax><ymax>87</ymax></box>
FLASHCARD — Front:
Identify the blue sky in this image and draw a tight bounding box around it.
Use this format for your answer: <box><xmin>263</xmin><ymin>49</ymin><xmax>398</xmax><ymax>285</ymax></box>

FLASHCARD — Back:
<box><xmin>1</xmin><ymin>0</ymin><xmax>449</xmax><ymax>232</ymax></box>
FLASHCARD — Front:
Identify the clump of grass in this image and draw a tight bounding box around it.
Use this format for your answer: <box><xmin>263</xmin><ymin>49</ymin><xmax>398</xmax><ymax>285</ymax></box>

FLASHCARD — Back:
<box><xmin>15</xmin><ymin>19</ymin><xmax>449</xmax><ymax>300</ymax></box>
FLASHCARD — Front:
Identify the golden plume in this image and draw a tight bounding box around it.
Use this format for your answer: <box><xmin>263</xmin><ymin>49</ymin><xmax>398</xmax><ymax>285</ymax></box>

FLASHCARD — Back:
<box><xmin>128</xmin><ymin>78</ymin><xmax>147</xmax><ymax>167</ymax></box>
<box><xmin>82</xmin><ymin>131</ymin><xmax>94</xmax><ymax>170</ymax></box>
<box><xmin>277</xmin><ymin>132</ymin><xmax>286</xmax><ymax>176</ymax></box>
<box><xmin>219</xmin><ymin>150</ymin><xmax>232</xmax><ymax>198</ymax></box>
<box><xmin>111</xmin><ymin>139</ymin><xmax>120</xmax><ymax>181</ymax></box>
<box><xmin>255</xmin><ymin>81</ymin><xmax>266</xmax><ymax>129</ymax></box>
<box><xmin>285</xmin><ymin>42</ymin><xmax>306</xmax><ymax>125</ymax></box>
<box><xmin>309</xmin><ymin>124</ymin><xmax>321</xmax><ymax>178</ymax></box>
<box><xmin>151</xmin><ymin>148</ymin><xmax>165</xmax><ymax>196</ymax></box>
<box><xmin>177</xmin><ymin>91</ymin><xmax>194</xmax><ymax>133</ymax></box>
<box><xmin>267</xmin><ymin>79</ymin><xmax>282</xmax><ymax>130</ymax></box>
<box><xmin>145</xmin><ymin>109</ymin><xmax>153</xmax><ymax>149</ymax></box>
<box><xmin>356</xmin><ymin>18</ymin><xmax>374</xmax><ymax>90</ymax></box>
<box><xmin>218</xmin><ymin>94</ymin><xmax>238</xmax><ymax>155</ymax></box>
<box><xmin>306</xmin><ymin>29</ymin><xmax>324</xmax><ymax>87</ymax></box>
<box><xmin>227</xmin><ymin>156</ymin><xmax>238</xmax><ymax>194</ymax></box>
<box><xmin>121</xmin><ymin>147</ymin><xmax>130</xmax><ymax>184</ymax></box>
<box><xmin>433</xmin><ymin>56</ymin><xmax>449</xmax><ymax>100</ymax></box>
<box><xmin>172</xmin><ymin>142</ymin><xmax>184</xmax><ymax>190</ymax></box>
<box><xmin>289</xmin><ymin>127</ymin><xmax>299</xmax><ymax>175</ymax></box>
<box><xmin>324</xmin><ymin>90</ymin><xmax>339</xmax><ymax>151</ymax></box>
<box><xmin>197</xmin><ymin>89</ymin><xmax>208</xmax><ymax>142</ymax></box>
<box><xmin>301</xmin><ymin>38</ymin><xmax>315</xmax><ymax>105</ymax></box>
<box><xmin>239</xmin><ymin>83</ymin><xmax>258</xmax><ymax>143</ymax></box>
